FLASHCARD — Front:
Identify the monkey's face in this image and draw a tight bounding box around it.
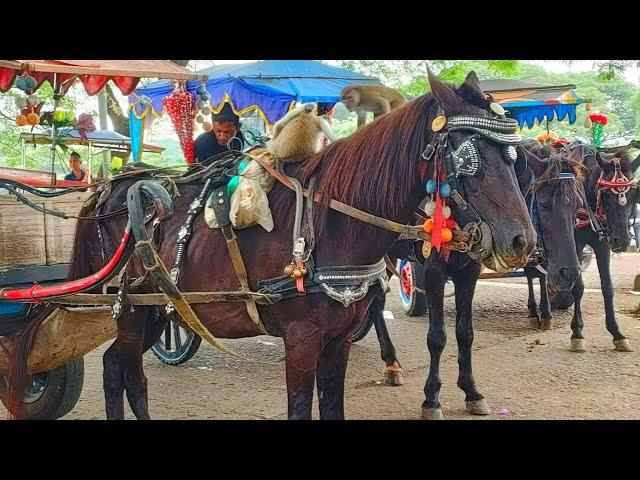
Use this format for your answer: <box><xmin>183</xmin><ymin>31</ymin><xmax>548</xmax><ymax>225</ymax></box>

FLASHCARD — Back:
<box><xmin>340</xmin><ymin>89</ymin><xmax>359</xmax><ymax>111</ymax></box>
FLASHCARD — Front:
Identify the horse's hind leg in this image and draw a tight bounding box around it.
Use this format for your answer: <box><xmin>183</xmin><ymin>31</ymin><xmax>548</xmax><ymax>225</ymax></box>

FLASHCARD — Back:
<box><xmin>283</xmin><ymin>320</ymin><xmax>323</xmax><ymax>420</ymax></box>
<box><xmin>103</xmin><ymin>307</ymin><xmax>151</xmax><ymax>420</ymax></box>
<box><xmin>594</xmin><ymin>243</ymin><xmax>633</xmax><ymax>351</ymax></box>
<box><xmin>539</xmin><ymin>274</ymin><xmax>552</xmax><ymax>330</ymax></box>
<box><xmin>316</xmin><ymin>331</ymin><xmax>352</xmax><ymax>420</ymax></box>
<box><xmin>370</xmin><ymin>289</ymin><xmax>403</xmax><ymax>386</ymax></box>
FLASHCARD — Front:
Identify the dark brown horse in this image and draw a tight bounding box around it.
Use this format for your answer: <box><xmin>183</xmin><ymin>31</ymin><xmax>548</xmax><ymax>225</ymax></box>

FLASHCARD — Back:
<box><xmin>5</xmin><ymin>72</ymin><xmax>535</xmax><ymax>420</ymax></box>
<box><xmin>520</xmin><ymin>139</ymin><xmax>585</xmax><ymax>329</ymax></box>
<box><xmin>359</xmin><ymin>142</ymin><xmax>585</xmax><ymax>419</ymax></box>
<box><xmin>561</xmin><ymin>144</ymin><xmax>639</xmax><ymax>352</ymax></box>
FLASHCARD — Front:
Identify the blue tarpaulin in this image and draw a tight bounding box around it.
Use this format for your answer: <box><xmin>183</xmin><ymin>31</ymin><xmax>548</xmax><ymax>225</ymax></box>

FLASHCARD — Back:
<box><xmin>128</xmin><ymin>60</ymin><xmax>380</xmax><ymax>126</ymax></box>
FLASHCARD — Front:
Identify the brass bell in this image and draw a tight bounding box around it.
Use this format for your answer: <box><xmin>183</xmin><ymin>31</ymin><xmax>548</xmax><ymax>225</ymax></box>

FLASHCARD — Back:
<box><xmin>284</xmin><ymin>264</ymin><xmax>295</xmax><ymax>276</ymax></box>
<box><xmin>292</xmin><ymin>268</ymin><xmax>303</xmax><ymax>278</ymax></box>
<box><xmin>300</xmin><ymin>266</ymin><xmax>308</xmax><ymax>275</ymax></box>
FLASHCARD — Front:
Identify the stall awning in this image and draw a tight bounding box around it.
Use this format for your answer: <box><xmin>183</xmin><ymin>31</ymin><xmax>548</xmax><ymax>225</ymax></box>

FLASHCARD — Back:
<box><xmin>129</xmin><ymin>60</ymin><xmax>380</xmax><ymax>126</ymax></box>
<box><xmin>480</xmin><ymin>79</ymin><xmax>588</xmax><ymax>129</ymax></box>
<box><xmin>0</xmin><ymin>60</ymin><xmax>206</xmax><ymax>96</ymax></box>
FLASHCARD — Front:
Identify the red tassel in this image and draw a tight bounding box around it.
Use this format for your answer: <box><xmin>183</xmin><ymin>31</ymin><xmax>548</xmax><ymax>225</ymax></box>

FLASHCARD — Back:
<box><xmin>432</xmin><ymin>186</ymin><xmax>444</xmax><ymax>251</ymax></box>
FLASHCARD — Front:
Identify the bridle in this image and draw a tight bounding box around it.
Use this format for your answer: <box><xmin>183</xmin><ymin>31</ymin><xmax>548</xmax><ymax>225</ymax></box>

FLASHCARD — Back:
<box><xmin>528</xmin><ymin>171</ymin><xmax>578</xmax><ymax>272</ymax></box>
<box><xmin>560</xmin><ymin>143</ymin><xmax>637</xmax><ymax>244</ymax></box>
<box><xmin>420</xmin><ymin>109</ymin><xmax>522</xmax><ymax>260</ymax></box>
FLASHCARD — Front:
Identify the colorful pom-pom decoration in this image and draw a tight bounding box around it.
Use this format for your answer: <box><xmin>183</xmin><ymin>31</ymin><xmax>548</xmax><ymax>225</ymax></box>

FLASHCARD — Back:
<box><xmin>423</xmin><ymin>218</ymin><xmax>434</xmax><ymax>233</ymax></box>
<box><xmin>424</xmin><ymin>200</ymin><xmax>436</xmax><ymax>217</ymax></box>
<box><xmin>15</xmin><ymin>115</ymin><xmax>27</xmax><ymax>127</ymax></box>
<box><xmin>440</xmin><ymin>228</ymin><xmax>453</xmax><ymax>243</ymax></box>
<box><xmin>439</xmin><ymin>182</ymin><xmax>451</xmax><ymax>198</ymax></box>
<box><xmin>442</xmin><ymin>205</ymin><xmax>451</xmax><ymax>219</ymax></box>
<box><xmin>426</xmin><ymin>179</ymin><xmax>437</xmax><ymax>194</ymax></box>
<box><xmin>26</xmin><ymin>112</ymin><xmax>40</xmax><ymax>126</ymax></box>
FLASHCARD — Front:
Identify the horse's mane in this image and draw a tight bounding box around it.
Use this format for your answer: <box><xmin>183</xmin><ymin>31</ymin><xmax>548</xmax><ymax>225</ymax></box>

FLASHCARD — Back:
<box><xmin>272</xmin><ymin>94</ymin><xmax>438</xmax><ymax>247</ymax></box>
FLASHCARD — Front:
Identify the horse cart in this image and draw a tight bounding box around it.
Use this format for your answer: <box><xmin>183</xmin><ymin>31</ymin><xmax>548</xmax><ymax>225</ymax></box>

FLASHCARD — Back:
<box><xmin>0</xmin><ymin>60</ymin><xmax>206</xmax><ymax>419</ymax></box>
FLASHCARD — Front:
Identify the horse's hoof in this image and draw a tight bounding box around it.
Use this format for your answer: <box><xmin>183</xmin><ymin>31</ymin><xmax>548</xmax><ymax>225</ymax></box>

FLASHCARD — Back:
<box><xmin>570</xmin><ymin>338</ymin><xmax>586</xmax><ymax>352</ymax></box>
<box><xmin>614</xmin><ymin>338</ymin><xmax>633</xmax><ymax>352</ymax></box>
<box><xmin>384</xmin><ymin>362</ymin><xmax>404</xmax><ymax>386</ymax></box>
<box><xmin>528</xmin><ymin>316</ymin><xmax>541</xmax><ymax>328</ymax></box>
<box><xmin>421</xmin><ymin>407</ymin><xmax>444</xmax><ymax>420</ymax></box>
<box><xmin>540</xmin><ymin>318</ymin><xmax>552</xmax><ymax>330</ymax></box>
<box><xmin>466</xmin><ymin>399</ymin><xmax>491</xmax><ymax>416</ymax></box>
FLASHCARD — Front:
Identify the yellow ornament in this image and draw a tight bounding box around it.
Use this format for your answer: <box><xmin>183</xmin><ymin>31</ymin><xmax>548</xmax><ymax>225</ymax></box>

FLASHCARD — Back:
<box><xmin>422</xmin><ymin>241</ymin><xmax>432</xmax><ymax>260</ymax></box>
<box><xmin>15</xmin><ymin>114</ymin><xmax>27</xmax><ymax>127</ymax></box>
<box><xmin>284</xmin><ymin>264</ymin><xmax>295</xmax><ymax>276</ymax></box>
<box><xmin>26</xmin><ymin>112</ymin><xmax>40</xmax><ymax>126</ymax></box>
<box><xmin>431</xmin><ymin>115</ymin><xmax>447</xmax><ymax>132</ymax></box>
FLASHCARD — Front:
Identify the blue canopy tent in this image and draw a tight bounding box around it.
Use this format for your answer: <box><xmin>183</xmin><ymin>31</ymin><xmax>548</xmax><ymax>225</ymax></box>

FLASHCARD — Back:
<box><xmin>479</xmin><ymin>79</ymin><xmax>590</xmax><ymax>129</ymax></box>
<box><xmin>128</xmin><ymin>60</ymin><xmax>381</xmax><ymax>127</ymax></box>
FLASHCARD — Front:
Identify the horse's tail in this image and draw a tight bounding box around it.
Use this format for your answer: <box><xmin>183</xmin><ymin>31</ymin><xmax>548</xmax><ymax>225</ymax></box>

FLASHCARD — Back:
<box><xmin>2</xmin><ymin>304</ymin><xmax>56</xmax><ymax>419</ymax></box>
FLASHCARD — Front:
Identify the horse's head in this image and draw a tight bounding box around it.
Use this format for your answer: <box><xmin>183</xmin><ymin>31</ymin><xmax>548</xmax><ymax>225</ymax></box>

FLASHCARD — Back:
<box><xmin>427</xmin><ymin>71</ymin><xmax>536</xmax><ymax>270</ymax></box>
<box><xmin>590</xmin><ymin>149</ymin><xmax>636</xmax><ymax>252</ymax></box>
<box><xmin>523</xmin><ymin>142</ymin><xmax>583</xmax><ymax>291</ymax></box>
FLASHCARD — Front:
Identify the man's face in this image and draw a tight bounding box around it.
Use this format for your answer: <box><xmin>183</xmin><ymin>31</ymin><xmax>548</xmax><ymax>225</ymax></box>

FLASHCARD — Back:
<box><xmin>212</xmin><ymin>121</ymin><xmax>237</xmax><ymax>146</ymax></box>
<box><xmin>69</xmin><ymin>156</ymin><xmax>82</xmax><ymax>170</ymax></box>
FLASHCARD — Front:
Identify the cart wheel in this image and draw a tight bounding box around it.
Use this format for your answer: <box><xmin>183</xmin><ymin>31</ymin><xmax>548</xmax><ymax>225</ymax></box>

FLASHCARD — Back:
<box><xmin>397</xmin><ymin>259</ymin><xmax>428</xmax><ymax>316</ymax></box>
<box><xmin>151</xmin><ymin>319</ymin><xmax>202</xmax><ymax>365</ymax></box>
<box><xmin>0</xmin><ymin>357</ymin><xmax>84</xmax><ymax>420</ymax></box>
<box><xmin>352</xmin><ymin>311</ymin><xmax>374</xmax><ymax>343</ymax></box>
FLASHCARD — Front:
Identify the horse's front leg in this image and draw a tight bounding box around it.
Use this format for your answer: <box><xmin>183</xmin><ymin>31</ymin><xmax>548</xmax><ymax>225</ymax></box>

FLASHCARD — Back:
<box><xmin>593</xmin><ymin>243</ymin><xmax>633</xmax><ymax>351</ymax></box>
<box><xmin>421</xmin><ymin>263</ymin><xmax>448</xmax><ymax>420</ymax></box>
<box><xmin>103</xmin><ymin>306</ymin><xmax>152</xmax><ymax>420</ymax></box>
<box><xmin>283</xmin><ymin>319</ymin><xmax>323</xmax><ymax>420</ymax></box>
<box><xmin>570</xmin><ymin>239</ymin><xmax>587</xmax><ymax>352</ymax></box>
<box><xmin>538</xmin><ymin>273</ymin><xmax>552</xmax><ymax>330</ymax></box>
<box><xmin>525</xmin><ymin>268</ymin><xmax>541</xmax><ymax>327</ymax></box>
<box><xmin>452</xmin><ymin>260</ymin><xmax>489</xmax><ymax>416</ymax></box>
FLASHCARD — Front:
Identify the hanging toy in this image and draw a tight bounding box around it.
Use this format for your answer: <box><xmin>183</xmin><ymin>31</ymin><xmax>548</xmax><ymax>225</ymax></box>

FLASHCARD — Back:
<box><xmin>424</xmin><ymin>200</ymin><xmax>436</xmax><ymax>217</ymax></box>
<box><xmin>589</xmin><ymin>112</ymin><xmax>608</xmax><ymax>148</ymax></box>
<box><xmin>193</xmin><ymin>80</ymin><xmax>214</xmax><ymax>133</ymax></box>
<box><xmin>26</xmin><ymin>112</ymin><xmax>40</xmax><ymax>126</ymax></box>
<box><xmin>584</xmin><ymin>103</ymin><xmax>593</xmax><ymax>129</ymax></box>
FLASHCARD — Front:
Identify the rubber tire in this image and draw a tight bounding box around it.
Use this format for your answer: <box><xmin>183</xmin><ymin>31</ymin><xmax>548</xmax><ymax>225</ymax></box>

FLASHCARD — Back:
<box><xmin>0</xmin><ymin>357</ymin><xmax>85</xmax><ymax>420</ymax></box>
<box><xmin>397</xmin><ymin>259</ymin><xmax>428</xmax><ymax>317</ymax></box>
<box><xmin>351</xmin><ymin>311</ymin><xmax>374</xmax><ymax>343</ymax></box>
<box><xmin>151</xmin><ymin>321</ymin><xmax>202</xmax><ymax>366</ymax></box>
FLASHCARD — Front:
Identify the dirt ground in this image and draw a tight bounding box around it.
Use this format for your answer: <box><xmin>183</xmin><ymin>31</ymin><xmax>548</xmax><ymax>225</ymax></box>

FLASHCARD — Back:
<box><xmin>2</xmin><ymin>252</ymin><xmax>640</xmax><ymax>420</ymax></box>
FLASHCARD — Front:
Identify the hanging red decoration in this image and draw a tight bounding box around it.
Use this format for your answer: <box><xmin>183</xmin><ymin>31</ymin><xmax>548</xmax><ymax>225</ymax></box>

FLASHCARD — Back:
<box><xmin>163</xmin><ymin>81</ymin><xmax>196</xmax><ymax>164</ymax></box>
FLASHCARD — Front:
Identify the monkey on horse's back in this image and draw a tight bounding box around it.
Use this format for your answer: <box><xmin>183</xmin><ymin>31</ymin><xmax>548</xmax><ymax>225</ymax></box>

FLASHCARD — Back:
<box><xmin>340</xmin><ymin>84</ymin><xmax>407</xmax><ymax>127</ymax></box>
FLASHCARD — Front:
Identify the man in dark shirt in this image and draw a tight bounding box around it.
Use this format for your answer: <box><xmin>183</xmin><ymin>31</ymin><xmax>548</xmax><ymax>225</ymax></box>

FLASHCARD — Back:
<box><xmin>64</xmin><ymin>151</ymin><xmax>86</xmax><ymax>181</ymax></box>
<box><xmin>194</xmin><ymin>102</ymin><xmax>245</xmax><ymax>163</ymax></box>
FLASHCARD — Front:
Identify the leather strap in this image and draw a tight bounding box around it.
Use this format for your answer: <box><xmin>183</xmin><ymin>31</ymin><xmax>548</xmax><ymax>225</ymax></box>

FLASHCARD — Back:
<box><xmin>211</xmin><ymin>187</ymin><xmax>270</xmax><ymax>335</ymax></box>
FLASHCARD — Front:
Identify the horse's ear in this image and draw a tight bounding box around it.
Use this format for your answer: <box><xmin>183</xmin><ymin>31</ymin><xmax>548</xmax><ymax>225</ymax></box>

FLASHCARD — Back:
<box><xmin>462</xmin><ymin>71</ymin><xmax>484</xmax><ymax>96</ymax></box>
<box><xmin>595</xmin><ymin>151</ymin><xmax>610</xmax><ymax>171</ymax></box>
<box><xmin>630</xmin><ymin>152</ymin><xmax>640</xmax><ymax>173</ymax></box>
<box><xmin>427</xmin><ymin>68</ymin><xmax>459</xmax><ymax>112</ymax></box>
<box><xmin>526</xmin><ymin>148</ymin><xmax>548</xmax><ymax>178</ymax></box>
